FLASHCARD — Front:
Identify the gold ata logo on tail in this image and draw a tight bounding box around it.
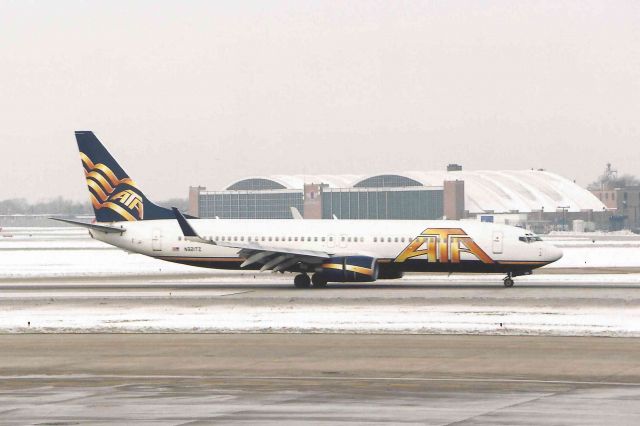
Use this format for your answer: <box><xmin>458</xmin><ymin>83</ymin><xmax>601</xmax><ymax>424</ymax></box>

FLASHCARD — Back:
<box><xmin>394</xmin><ymin>228</ymin><xmax>494</xmax><ymax>264</ymax></box>
<box><xmin>80</xmin><ymin>152</ymin><xmax>143</xmax><ymax>221</ymax></box>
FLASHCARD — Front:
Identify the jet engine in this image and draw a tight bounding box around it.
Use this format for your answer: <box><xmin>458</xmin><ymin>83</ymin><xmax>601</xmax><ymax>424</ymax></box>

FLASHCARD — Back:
<box><xmin>316</xmin><ymin>256</ymin><xmax>379</xmax><ymax>283</ymax></box>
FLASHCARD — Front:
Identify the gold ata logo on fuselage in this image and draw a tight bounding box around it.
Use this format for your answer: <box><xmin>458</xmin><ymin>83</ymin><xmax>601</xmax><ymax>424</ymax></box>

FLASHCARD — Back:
<box><xmin>394</xmin><ymin>228</ymin><xmax>494</xmax><ymax>264</ymax></box>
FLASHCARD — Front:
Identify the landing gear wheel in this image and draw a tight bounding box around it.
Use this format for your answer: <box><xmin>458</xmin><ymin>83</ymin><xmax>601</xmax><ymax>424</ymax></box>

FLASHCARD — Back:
<box><xmin>311</xmin><ymin>274</ymin><xmax>328</xmax><ymax>288</ymax></box>
<box><xmin>294</xmin><ymin>274</ymin><xmax>311</xmax><ymax>289</ymax></box>
<box><xmin>503</xmin><ymin>277</ymin><xmax>514</xmax><ymax>288</ymax></box>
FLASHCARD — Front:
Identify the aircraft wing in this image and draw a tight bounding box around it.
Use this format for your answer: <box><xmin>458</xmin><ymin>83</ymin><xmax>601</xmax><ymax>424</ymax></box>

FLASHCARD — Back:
<box><xmin>171</xmin><ymin>208</ymin><xmax>330</xmax><ymax>272</ymax></box>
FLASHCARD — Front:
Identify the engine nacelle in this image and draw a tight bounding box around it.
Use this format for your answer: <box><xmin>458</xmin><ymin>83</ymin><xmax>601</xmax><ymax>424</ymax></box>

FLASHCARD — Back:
<box><xmin>317</xmin><ymin>256</ymin><xmax>379</xmax><ymax>283</ymax></box>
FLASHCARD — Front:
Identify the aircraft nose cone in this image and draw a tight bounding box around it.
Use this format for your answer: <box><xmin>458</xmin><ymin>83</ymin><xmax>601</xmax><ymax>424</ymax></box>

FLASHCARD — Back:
<box><xmin>548</xmin><ymin>244</ymin><xmax>563</xmax><ymax>262</ymax></box>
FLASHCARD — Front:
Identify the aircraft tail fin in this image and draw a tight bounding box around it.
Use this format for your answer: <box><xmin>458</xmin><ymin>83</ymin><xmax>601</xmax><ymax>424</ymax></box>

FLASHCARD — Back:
<box><xmin>75</xmin><ymin>131</ymin><xmax>176</xmax><ymax>222</ymax></box>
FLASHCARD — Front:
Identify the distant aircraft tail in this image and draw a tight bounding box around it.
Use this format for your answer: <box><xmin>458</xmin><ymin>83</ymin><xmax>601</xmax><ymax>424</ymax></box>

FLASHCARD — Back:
<box><xmin>75</xmin><ymin>131</ymin><xmax>175</xmax><ymax>222</ymax></box>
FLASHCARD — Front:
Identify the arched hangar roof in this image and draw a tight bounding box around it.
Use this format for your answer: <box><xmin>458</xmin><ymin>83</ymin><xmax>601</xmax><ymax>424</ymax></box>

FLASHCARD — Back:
<box><xmin>224</xmin><ymin>170</ymin><xmax>605</xmax><ymax>213</ymax></box>
<box><xmin>225</xmin><ymin>174</ymin><xmax>364</xmax><ymax>191</ymax></box>
<box><xmin>393</xmin><ymin>170</ymin><xmax>606</xmax><ymax>213</ymax></box>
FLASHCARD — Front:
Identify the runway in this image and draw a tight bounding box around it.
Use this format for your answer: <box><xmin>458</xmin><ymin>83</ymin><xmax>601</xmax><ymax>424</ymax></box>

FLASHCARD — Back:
<box><xmin>2</xmin><ymin>334</ymin><xmax>640</xmax><ymax>424</ymax></box>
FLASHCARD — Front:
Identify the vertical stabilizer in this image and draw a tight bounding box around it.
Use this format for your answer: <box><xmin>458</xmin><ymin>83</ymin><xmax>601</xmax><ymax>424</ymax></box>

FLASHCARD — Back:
<box><xmin>75</xmin><ymin>131</ymin><xmax>175</xmax><ymax>222</ymax></box>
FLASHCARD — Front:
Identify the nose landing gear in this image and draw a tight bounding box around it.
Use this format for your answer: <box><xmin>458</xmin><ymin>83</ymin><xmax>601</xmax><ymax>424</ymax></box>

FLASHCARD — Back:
<box><xmin>503</xmin><ymin>273</ymin><xmax>514</xmax><ymax>287</ymax></box>
<box><xmin>503</xmin><ymin>270</ymin><xmax>532</xmax><ymax>287</ymax></box>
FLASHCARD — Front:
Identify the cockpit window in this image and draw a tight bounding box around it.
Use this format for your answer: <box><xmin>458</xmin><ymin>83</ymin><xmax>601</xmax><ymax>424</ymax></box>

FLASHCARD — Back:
<box><xmin>519</xmin><ymin>233</ymin><xmax>543</xmax><ymax>243</ymax></box>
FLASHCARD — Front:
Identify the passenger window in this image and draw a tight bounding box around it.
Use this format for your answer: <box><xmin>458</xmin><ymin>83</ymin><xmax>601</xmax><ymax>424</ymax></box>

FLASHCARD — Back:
<box><xmin>401</xmin><ymin>237</ymin><xmax>405</xmax><ymax>243</ymax></box>
<box><xmin>387</xmin><ymin>237</ymin><xmax>392</xmax><ymax>242</ymax></box>
<box><xmin>341</xmin><ymin>237</ymin><xmax>345</xmax><ymax>242</ymax></box>
<box><xmin>321</xmin><ymin>237</ymin><xmax>325</xmax><ymax>242</ymax></box>
<box><xmin>347</xmin><ymin>237</ymin><xmax>352</xmax><ymax>242</ymax></box>
<box><xmin>373</xmin><ymin>237</ymin><xmax>377</xmax><ymax>243</ymax></box>
<box><xmin>268</xmin><ymin>237</ymin><xmax>272</xmax><ymax>242</ymax></box>
<box><xmin>240</xmin><ymin>236</ymin><xmax>244</xmax><ymax>241</ymax></box>
<box><xmin>294</xmin><ymin>237</ymin><xmax>298</xmax><ymax>241</ymax></box>
<box><xmin>394</xmin><ymin>237</ymin><xmax>399</xmax><ymax>243</ymax></box>
<box><xmin>329</xmin><ymin>237</ymin><xmax>333</xmax><ymax>242</ymax></box>
<box><xmin>314</xmin><ymin>237</ymin><xmax>318</xmax><ymax>242</ymax></box>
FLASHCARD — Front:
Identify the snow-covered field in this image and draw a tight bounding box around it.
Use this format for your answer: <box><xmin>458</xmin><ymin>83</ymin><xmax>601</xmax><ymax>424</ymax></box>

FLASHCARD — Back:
<box><xmin>2</xmin><ymin>303</ymin><xmax>640</xmax><ymax>336</ymax></box>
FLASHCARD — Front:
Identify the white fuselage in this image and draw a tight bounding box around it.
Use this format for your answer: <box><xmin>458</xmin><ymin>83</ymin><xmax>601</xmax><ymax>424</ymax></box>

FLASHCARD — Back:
<box><xmin>91</xmin><ymin>218</ymin><xmax>563</xmax><ymax>274</ymax></box>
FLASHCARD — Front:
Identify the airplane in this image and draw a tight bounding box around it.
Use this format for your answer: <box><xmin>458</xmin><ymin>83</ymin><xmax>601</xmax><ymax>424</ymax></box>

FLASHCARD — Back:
<box><xmin>53</xmin><ymin>131</ymin><xmax>563</xmax><ymax>288</ymax></box>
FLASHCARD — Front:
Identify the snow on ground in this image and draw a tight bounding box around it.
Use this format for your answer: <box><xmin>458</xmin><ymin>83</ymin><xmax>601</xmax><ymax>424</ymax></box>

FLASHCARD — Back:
<box><xmin>3</xmin><ymin>303</ymin><xmax>640</xmax><ymax>337</ymax></box>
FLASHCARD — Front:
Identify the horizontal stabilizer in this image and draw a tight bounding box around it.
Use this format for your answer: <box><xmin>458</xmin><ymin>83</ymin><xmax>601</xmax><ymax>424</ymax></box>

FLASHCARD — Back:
<box><xmin>49</xmin><ymin>217</ymin><xmax>126</xmax><ymax>234</ymax></box>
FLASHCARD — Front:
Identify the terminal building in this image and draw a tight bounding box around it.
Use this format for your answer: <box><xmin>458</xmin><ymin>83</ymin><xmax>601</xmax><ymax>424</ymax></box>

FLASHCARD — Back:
<box><xmin>188</xmin><ymin>166</ymin><xmax>609</xmax><ymax>233</ymax></box>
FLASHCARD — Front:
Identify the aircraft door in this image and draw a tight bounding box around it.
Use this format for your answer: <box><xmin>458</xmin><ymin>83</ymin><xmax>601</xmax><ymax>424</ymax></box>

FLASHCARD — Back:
<box><xmin>152</xmin><ymin>228</ymin><xmax>162</xmax><ymax>251</ymax></box>
<box><xmin>492</xmin><ymin>231</ymin><xmax>503</xmax><ymax>254</ymax></box>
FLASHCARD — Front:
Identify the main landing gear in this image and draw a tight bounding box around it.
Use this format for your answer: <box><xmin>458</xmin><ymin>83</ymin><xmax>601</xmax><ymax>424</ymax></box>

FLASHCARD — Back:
<box><xmin>294</xmin><ymin>273</ymin><xmax>328</xmax><ymax>289</ymax></box>
<box><xmin>294</xmin><ymin>274</ymin><xmax>311</xmax><ymax>288</ymax></box>
<box><xmin>311</xmin><ymin>273</ymin><xmax>328</xmax><ymax>288</ymax></box>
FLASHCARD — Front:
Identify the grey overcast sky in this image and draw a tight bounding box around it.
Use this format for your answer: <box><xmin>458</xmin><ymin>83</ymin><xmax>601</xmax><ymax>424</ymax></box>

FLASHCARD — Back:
<box><xmin>1</xmin><ymin>1</ymin><xmax>638</xmax><ymax>202</ymax></box>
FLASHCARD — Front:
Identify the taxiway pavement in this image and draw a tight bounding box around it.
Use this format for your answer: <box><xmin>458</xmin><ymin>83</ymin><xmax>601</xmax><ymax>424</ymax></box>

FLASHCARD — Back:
<box><xmin>2</xmin><ymin>334</ymin><xmax>640</xmax><ymax>424</ymax></box>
